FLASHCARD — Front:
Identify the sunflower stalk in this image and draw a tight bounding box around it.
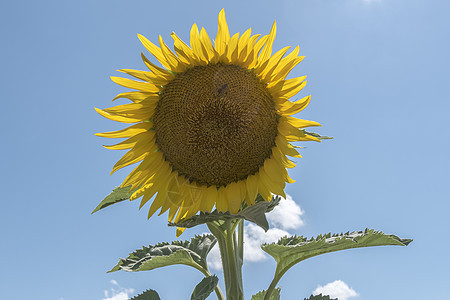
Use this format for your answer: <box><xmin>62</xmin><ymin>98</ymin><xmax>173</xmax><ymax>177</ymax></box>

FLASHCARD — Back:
<box><xmin>238</xmin><ymin>219</ymin><xmax>244</xmax><ymax>263</ymax></box>
<box><xmin>207</xmin><ymin>220</ymin><xmax>244</xmax><ymax>300</ymax></box>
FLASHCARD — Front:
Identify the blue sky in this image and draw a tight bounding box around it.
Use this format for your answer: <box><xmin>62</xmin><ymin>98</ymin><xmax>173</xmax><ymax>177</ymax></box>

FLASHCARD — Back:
<box><xmin>1</xmin><ymin>0</ymin><xmax>449</xmax><ymax>299</ymax></box>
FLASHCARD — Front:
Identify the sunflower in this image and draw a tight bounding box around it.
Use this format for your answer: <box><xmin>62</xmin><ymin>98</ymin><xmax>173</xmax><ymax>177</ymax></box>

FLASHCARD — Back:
<box><xmin>96</xmin><ymin>9</ymin><xmax>320</xmax><ymax>229</ymax></box>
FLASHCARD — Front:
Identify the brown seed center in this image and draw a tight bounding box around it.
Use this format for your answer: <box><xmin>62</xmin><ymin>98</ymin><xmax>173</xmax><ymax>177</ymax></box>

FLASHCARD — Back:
<box><xmin>154</xmin><ymin>64</ymin><xmax>278</xmax><ymax>187</ymax></box>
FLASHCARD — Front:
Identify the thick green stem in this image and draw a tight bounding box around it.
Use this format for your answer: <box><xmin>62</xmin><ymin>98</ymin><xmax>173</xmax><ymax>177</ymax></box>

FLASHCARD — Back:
<box><xmin>225</xmin><ymin>221</ymin><xmax>242</xmax><ymax>299</ymax></box>
<box><xmin>207</xmin><ymin>220</ymin><xmax>243</xmax><ymax>300</ymax></box>
<box><xmin>238</xmin><ymin>219</ymin><xmax>244</xmax><ymax>262</ymax></box>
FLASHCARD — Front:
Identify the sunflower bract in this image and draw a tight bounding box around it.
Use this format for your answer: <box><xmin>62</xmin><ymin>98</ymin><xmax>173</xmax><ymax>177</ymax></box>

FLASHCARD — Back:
<box><xmin>96</xmin><ymin>9</ymin><xmax>321</xmax><ymax>234</ymax></box>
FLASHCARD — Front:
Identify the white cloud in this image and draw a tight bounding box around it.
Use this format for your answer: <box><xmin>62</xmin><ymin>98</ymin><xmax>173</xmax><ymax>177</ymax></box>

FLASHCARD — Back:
<box><xmin>103</xmin><ymin>280</ymin><xmax>135</xmax><ymax>300</ymax></box>
<box><xmin>207</xmin><ymin>224</ymin><xmax>289</xmax><ymax>270</ymax></box>
<box><xmin>103</xmin><ymin>292</ymin><xmax>130</xmax><ymax>300</ymax></box>
<box><xmin>244</xmin><ymin>224</ymin><xmax>290</xmax><ymax>262</ymax></box>
<box><xmin>207</xmin><ymin>245</ymin><xmax>223</xmax><ymax>270</ymax></box>
<box><xmin>267</xmin><ymin>194</ymin><xmax>304</xmax><ymax>230</ymax></box>
<box><xmin>313</xmin><ymin>280</ymin><xmax>359</xmax><ymax>300</ymax></box>
<box><xmin>207</xmin><ymin>194</ymin><xmax>305</xmax><ymax>269</ymax></box>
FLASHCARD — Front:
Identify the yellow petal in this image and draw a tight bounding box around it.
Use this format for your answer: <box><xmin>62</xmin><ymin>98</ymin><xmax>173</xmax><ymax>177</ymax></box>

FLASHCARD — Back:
<box><xmin>176</xmin><ymin>227</ymin><xmax>186</xmax><ymax>237</ymax></box>
<box><xmin>111</xmin><ymin>142</ymin><xmax>156</xmax><ymax>174</ymax></box>
<box><xmin>172</xmin><ymin>193</ymin><xmax>193</xmax><ymax>223</ymax></box>
<box><xmin>225</xmin><ymin>182</ymin><xmax>241</xmax><ymax>214</ymax></box>
<box><xmin>117</xmin><ymin>69</ymin><xmax>153</xmax><ymax>82</ymax></box>
<box><xmin>95</xmin><ymin>107</ymin><xmax>143</xmax><ymax>123</ymax></box>
<box><xmin>137</xmin><ymin>34</ymin><xmax>170</xmax><ymax>69</ymax></box>
<box><xmin>184</xmin><ymin>182</ymin><xmax>203</xmax><ymax>207</ymax></box>
<box><xmin>245</xmin><ymin>174</ymin><xmax>258</xmax><ymax>206</ymax></box>
<box><xmin>240</xmin><ymin>34</ymin><xmax>261</xmax><ymax>67</ymax></box>
<box><xmin>237</xmin><ymin>28</ymin><xmax>252</xmax><ymax>62</ymax></box>
<box><xmin>111</xmin><ymin>76</ymin><xmax>161</xmax><ymax>93</ymax></box>
<box><xmin>258</xmin><ymin>46</ymin><xmax>290</xmax><ymax>82</ymax></box>
<box><xmin>103</xmin><ymin>131</ymin><xmax>154</xmax><ymax>150</ymax></box>
<box><xmin>112</xmin><ymin>91</ymin><xmax>159</xmax><ymax>103</ymax></box>
<box><xmin>130</xmin><ymin>158</ymin><xmax>166</xmax><ymax>192</ymax></box>
<box><xmin>268</xmin><ymin>76</ymin><xmax>307</xmax><ymax>98</ymax></box>
<box><xmin>159</xmin><ymin>35</ymin><xmax>185</xmax><ymax>72</ymax></box>
<box><xmin>263</xmin><ymin>157</ymin><xmax>285</xmax><ymax>185</ymax></box>
<box><xmin>170</xmin><ymin>183</ymin><xmax>200</xmax><ymax>223</ymax></box>
<box><xmin>258</xmin><ymin>21</ymin><xmax>277</xmax><ymax>65</ymax></box>
<box><xmin>275</xmin><ymin>135</ymin><xmax>302</xmax><ymax>158</ymax></box>
<box><xmin>200</xmin><ymin>186</ymin><xmax>218</xmax><ymax>212</ymax></box>
<box><xmin>111</xmin><ymin>144</ymin><xmax>150</xmax><ymax>174</ymax></box>
<box><xmin>102</xmin><ymin>102</ymin><xmax>156</xmax><ymax>117</ymax></box>
<box><xmin>130</xmin><ymin>182</ymin><xmax>151</xmax><ymax>201</ymax></box>
<box><xmin>276</xmin><ymin>95</ymin><xmax>311</xmax><ymax>115</ymax></box>
<box><xmin>255</xmin><ymin>172</ymin><xmax>272</xmax><ymax>202</ymax></box>
<box><xmin>172</xmin><ymin>190</ymin><xmax>200</xmax><ymax>225</ymax></box>
<box><xmin>215</xmin><ymin>9</ymin><xmax>230</xmax><ymax>56</ymax></box>
<box><xmin>281</xmin><ymin>81</ymin><xmax>307</xmax><ymax>99</ymax></box>
<box><xmin>262</xmin><ymin>157</ymin><xmax>288</xmax><ymax>193</ymax></box>
<box><xmin>155</xmin><ymin>174</ymin><xmax>181</xmax><ymax>215</ymax></box>
<box><xmin>190</xmin><ymin>24</ymin><xmax>208</xmax><ymax>64</ymax></box>
<box><xmin>271</xmin><ymin>51</ymin><xmax>304</xmax><ymax>83</ymax></box>
<box><xmin>279</xmin><ymin>120</ymin><xmax>321</xmax><ymax>142</ymax></box>
<box><xmin>260</xmin><ymin>166</ymin><xmax>286</xmax><ymax>199</ymax></box>
<box><xmin>225</xmin><ymin>32</ymin><xmax>240</xmax><ymax>63</ymax></box>
<box><xmin>200</xmin><ymin>27</ymin><xmax>218</xmax><ymax>62</ymax></box>
<box><xmin>117</xmin><ymin>68</ymin><xmax>168</xmax><ymax>85</ymax></box>
<box><xmin>272</xmin><ymin>146</ymin><xmax>296</xmax><ymax>169</ymax></box>
<box><xmin>146</xmin><ymin>171</ymin><xmax>177</xmax><ymax>218</ymax></box>
<box><xmin>267</xmin><ymin>45</ymin><xmax>299</xmax><ymax>81</ymax></box>
<box><xmin>168</xmin><ymin>204</ymin><xmax>180</xmax><ymax>223</ymax></box>
<box><xmin>175</xmin><ymin>197</ymin><xmax>199</xmax><ymax>224</ymax></box>
<box><xmin>248</xmin><ymin>35</ymin><xmax>269</xmax><ymax>69</ymax></box>
<box><xmin>141</xmin><ymin>53</ymin><xmax>175</xmax><ymax>81</ymax></box>
<box><xmin>136</xmin><ymin>163</ymin><xmax>172</xmax><ymax>207</ymax></box>
<box><xmin>282</xmin><ymin>168</ymin><xmax>296</xmax><ymax>184</ymax></box>
<box><xmin>121</xmin><ymin>152</ymin><xmax>164</xmax><ymax>188</ymax></box>
<box><xmin>239</xmin><ymin>181</ymin><xmax>249</xmax><ymax>206</ymax></box>
<box><xmin>216</xmin><ymin>187</ymin><xmax>228</xmax><ymax>212</ymax></box>
<box><xmin>138</xmin><ymin>183</ymin><xmax>156</xmax><ymax>210</ymax></box>
<box><xmin>95</xmin><ymin>122</ymin><xmax>152</xmax><ymax>138</ymax></box>
<box><xmin>283</xmin><ymin>116</ymin><xmax>322</xmax><ymax>129</ymax></box>
<box><xmin>186</xmin><ymin>197</ymin><xmax>201</xmax><ymax>218</ymax></box>
<box><xmin>97</xmin><ymin>103</ymin><xmax>155</xmax><ymax>123</ymax></box>
<box><xmin>171</xmin><ymin>32</ymin><xmax>198</xmax><ymax>65</ymax></box>
<box><xmin>160</xmin><ymin>174</ymin><xmax>190</xmax><ymax>214</ymax></box>
<box><xmin>145</xmin><ymin>188</ymin><xmax>164</xmax><ymax>218</ymax></box>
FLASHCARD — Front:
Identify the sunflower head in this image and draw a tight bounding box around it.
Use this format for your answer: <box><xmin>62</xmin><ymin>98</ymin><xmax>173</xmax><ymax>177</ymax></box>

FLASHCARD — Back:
<box><xmin>96</xmin><ymin>9</ymin><xmax>321</xmax><ymax>231</ymax></box>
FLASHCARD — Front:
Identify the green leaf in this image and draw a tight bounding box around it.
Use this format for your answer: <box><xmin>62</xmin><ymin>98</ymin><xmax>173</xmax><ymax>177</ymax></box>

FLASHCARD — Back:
<box><xmin>302</xmin><ymin>130</ymin><xmax>333</xmax><ymax>140</ymax></box>
<box><xmin>265</xmin><ymin>195</ymin><xmax>282</xmax><ymax>213</ymax></box>
<box><xmin>131</xmin><ymin>289</ymin><xmax>161</xmax><ymax>300</ymax></box>
<box><xmin>108</xmin><ymin>234</ymin><xmax>217</xmax><ymax>273</ymax></box>
<box><xmin>304</xmin><ymin>294</ymin><xmax>337</xmax><ymax>300</ymax></box>
<box><xmin>191</xmin><ymin>275</ymin><xmax>219</xmax><ymax>300</ymax></box>
<box><xmin>170</xmin><ymin>195</ymin><xmax>281</xmax><ymax>231</ymax></box>
<box><xmin>251</xmin><ymin>288</ymin><xmax>281</xmax><ymax>300</ymax></box>
<box><xmin>262</xmin><ymin>229</ymin><xmax>412</xmax><ymax>281</ymax></box>
<box><xmin>91</xmin><ymin>186</ymin><xmax>135</xmax><ymax>214</ymax></box>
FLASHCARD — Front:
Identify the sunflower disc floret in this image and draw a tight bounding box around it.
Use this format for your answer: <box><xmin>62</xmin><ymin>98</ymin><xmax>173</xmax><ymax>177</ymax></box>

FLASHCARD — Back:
<box><xmin>155</xmin><ymin>63</ymin><xmax>279</xmax><ymax>187</ymax></box>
